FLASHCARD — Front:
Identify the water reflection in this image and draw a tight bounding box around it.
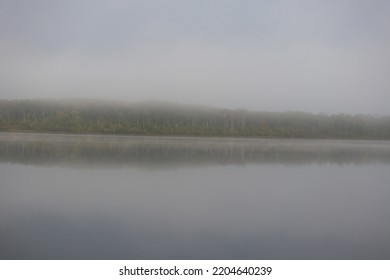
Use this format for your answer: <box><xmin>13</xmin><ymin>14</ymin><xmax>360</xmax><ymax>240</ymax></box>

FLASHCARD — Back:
<box><xmin>1</xmin><ymin>132</ymin><xmax>390</xmax><ymax>168</ymax></box>
<box><xmin>1</xmin><ymin>133</ymin><xmax>390</xmax><ymax>259</ymax></box>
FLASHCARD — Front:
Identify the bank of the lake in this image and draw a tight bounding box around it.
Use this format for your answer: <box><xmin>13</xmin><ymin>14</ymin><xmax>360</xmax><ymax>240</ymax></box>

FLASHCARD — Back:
<box><xmin>1</xmin><ymin>100</ymin><xmax>390</xmax><ymax>140</ymax></box>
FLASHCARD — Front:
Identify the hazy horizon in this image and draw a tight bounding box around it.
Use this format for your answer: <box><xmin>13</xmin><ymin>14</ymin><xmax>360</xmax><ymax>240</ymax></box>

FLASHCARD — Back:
<box><xmin>2</xmin><ymin>97</ymin><xmax>390</xmax><ymax>117</ymax></box>
<box><xmin>1</xmin><ymin>1</ymin><xmax>389</xmax><ymax>115</ymax></box>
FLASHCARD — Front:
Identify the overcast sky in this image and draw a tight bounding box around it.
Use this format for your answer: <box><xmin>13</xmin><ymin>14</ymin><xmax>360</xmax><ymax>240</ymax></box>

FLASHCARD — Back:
<box><xmin>1</xmin><ymin>0</ymin><xmax>389</xmax><ymax>114</ymax></box>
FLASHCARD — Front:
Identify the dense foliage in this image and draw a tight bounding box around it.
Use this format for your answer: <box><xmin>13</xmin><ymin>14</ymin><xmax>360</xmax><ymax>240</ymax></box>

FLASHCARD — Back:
<box><xmin>1</xmin><ymin>99</ymin><xmax>390</xmax><ymax>139</ymax></box>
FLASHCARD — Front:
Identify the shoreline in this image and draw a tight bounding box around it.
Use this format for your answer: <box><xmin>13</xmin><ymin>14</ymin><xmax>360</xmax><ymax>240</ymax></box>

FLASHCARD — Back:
<box><xmin>1</xmin><ymin>130</ymin><xmax>390</xmax><ymax>143</ymax></box>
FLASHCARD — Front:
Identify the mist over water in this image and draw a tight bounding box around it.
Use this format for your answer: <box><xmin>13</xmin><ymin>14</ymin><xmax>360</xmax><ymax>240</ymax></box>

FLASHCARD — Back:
<box><xmin>1</xmin><ymin>0</ymin><xmax>390</xmax><ymax>262</ymax></box>
<box><xmin>1</xmin><ymin>133</ymin><xmax>390</xmax><ymax>259</ymax></box>
<box><xmin>1</xmin><ymin>133</ymin><xmax>390</xmax><ymax>167</ymax></box>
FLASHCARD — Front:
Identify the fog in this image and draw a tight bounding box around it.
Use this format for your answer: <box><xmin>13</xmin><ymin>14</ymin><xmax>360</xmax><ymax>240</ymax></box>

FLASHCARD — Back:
<box><xmin>1</xmin><ymin>0</ymin><xmax>389</xmax><ymax>114</ymax></box>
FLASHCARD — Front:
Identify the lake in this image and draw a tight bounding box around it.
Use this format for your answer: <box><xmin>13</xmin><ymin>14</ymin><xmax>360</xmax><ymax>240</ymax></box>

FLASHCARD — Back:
<box><xmin>1</xmin><ymin>132</ymin><xmax>390</xmax><ymax>259</ymax></box>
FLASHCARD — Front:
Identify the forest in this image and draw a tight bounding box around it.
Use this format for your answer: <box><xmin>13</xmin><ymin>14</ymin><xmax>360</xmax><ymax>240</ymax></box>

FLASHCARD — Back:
<box><xmin>1</xmin><ymin>99</ymin><xmax>390</xmax><ymax>139</ymax></box>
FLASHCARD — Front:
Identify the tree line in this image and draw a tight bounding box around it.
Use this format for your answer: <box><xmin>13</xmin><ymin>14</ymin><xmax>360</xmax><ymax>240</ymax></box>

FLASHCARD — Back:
<box><xmin>1</xmin><ymin>99</ymin><xmax>389</xmax><ymax>139</ymax></box>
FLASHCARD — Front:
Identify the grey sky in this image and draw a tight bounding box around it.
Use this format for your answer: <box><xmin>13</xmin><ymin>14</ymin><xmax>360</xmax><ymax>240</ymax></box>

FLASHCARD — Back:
<box><xmin>1</xmin><ymin>0</ymin><xmax>389</xmax><ymax>114</ymax></box>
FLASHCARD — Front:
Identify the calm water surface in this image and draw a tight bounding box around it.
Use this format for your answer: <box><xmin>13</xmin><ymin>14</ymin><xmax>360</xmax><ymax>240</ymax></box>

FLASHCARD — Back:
<box><xmin>1</xmin><ymin>132</ymin><xmax>390</xmax><ymax>259</ymax></box>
